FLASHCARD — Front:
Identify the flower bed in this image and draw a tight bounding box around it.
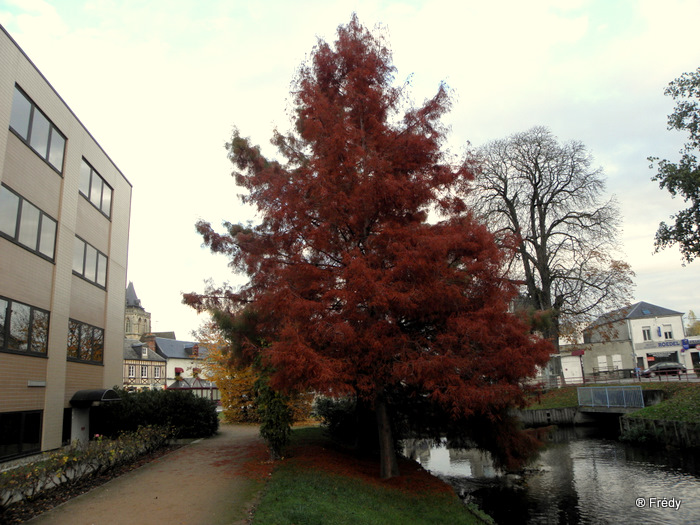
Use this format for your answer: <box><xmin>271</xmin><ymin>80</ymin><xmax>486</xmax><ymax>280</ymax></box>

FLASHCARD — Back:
<box><xmin>0</xmin><ymin>425</ymin><xmax>172</xmax><ymax>514</ymax></box>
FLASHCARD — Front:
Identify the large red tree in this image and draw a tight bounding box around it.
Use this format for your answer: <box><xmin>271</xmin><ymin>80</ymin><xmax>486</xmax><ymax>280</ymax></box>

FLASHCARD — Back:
<box><xmin>186</xmin><ymin>16</ymin><xmax>551</xmax><ymax>479</ymax></box>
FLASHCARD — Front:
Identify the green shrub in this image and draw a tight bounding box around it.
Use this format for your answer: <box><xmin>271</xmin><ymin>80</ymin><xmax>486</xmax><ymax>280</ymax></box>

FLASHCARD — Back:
<box><xmin>93</xmin><ymin>389</ymin><xmax>219</xmax><ymax>439</ymax></box>
<box><xmin>256</xmin><ymin>377</ymin><xmax>292</xmax><ymax>460</ymax></box>
<box><xmin>313</xmin><ymin>396</ymin><xmax>358</xmax><ymax>441</ymax></box>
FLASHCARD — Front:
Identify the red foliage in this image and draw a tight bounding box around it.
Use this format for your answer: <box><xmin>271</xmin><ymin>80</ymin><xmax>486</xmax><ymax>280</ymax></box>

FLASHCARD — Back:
<box><xmin>187</xmin><ymin>16</ymin><xmax>552</xmax><ymax>476</ymax></box>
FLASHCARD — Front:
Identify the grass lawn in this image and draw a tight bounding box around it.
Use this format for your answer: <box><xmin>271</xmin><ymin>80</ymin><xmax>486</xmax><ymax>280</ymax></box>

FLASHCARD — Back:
<box><xmin>251</xmin><ymin>427</ymin><xmax>491</xmax><ymax>525</ymax></box>
<box><xmin>625</xmin><ymin>383</ymin><xmax>700</xmax><ymax>423</ymax></box>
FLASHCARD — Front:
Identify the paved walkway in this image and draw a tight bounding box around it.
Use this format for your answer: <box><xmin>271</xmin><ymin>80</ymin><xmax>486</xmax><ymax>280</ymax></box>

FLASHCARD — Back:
<box><xmin>27</xmin><ymin>424</ymin><xmax>267</xmax><ymax>525</ymax></box>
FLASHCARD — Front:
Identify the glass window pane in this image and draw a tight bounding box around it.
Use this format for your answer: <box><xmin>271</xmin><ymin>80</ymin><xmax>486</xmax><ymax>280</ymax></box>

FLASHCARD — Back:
<box><xmin>0</xmin><ymin>187</ymin><xmax>20</xmax><ymax>238</ymax></box>
<box><xmin>89</xmin><ymin>173</ymin><xmax>102</xmax><ymax>208</ymax></box>
<box><xmin>0</xmin><ymin>298</ymin><xmax>7</xmax><ymax>348</ymax></box>
<box><xmin>0</xmin><ymin>412</ymin><xmax>22</xmax><ymax>458</ymax></box>
<box><xmin>18</xmin><ymin>201</ymin><xmax>40</xmax><ymax>251</ymax></box>
<box><xmin>48</xmin><ymin>130</ymin><xmax>65</xmax><ymax>171</ymax></box>
<box><xmin>30</xmin><ymin>309</ymin><xmax>49</xmax><ymax>354</ymax></box>
<box><xmin>67</xmin><ymin>320</ymin><xmax>80</xmax><ymax>359</ymax></box>
<box><xmin>79</xmin><ymin>160</ymin><xmax>92</xmax><ymax>197</ymax></box>
<box><xmin>72</xmin><ymin>238</ymin><xmax>85</xmax><ymax>274</ymax></box>
<box><xmin>79</xmin><ymin>324</ymin><xmax>92</xmax><ymax>360</ymax></box>
<box><xmin>101</xmin><ymin>185</ymin><xmax>112</xmax><ymax>216</ymax></box>
<box><xmin>9</xmin><ymin>302</ymin><xmax>30</xmax><ymax>351</ymax></box>
<box><xmin>29</xmin><ymin>110</ymin><xmax>50</xmax><ymax>158</ymax></box>
<box><xmin>38</xmin><ymin>215</ymin><xmax>56</xmax><ymax>259</ymax></box>
<box><xmin>92</xmin><ymin>328</ymin><xmax>104</xmax><ymax>362</ymax></box>
<box><xmin>84</xmin><ymin>244</ymin><xmax>97</xmax><ymax>282</ymax></box>
<box><xmin>9</xmin><ymin>88</ymin><xmax>31</xmax><ymax>139</ymax></box>
<box><xmin>96</xmin><ymin>253</ymin><xmax>107</xmax><ymax>287</ymax></box>
<box><xmin>21</xmin><ymin>412</ymin><xmax>42</xmax><ymax>454</ymax></box>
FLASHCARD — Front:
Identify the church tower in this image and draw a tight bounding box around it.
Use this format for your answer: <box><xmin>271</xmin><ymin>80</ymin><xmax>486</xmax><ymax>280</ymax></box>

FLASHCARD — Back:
<box><xmin>125</xmin><ymin>282</ymin><xmax>152</xmax><ymax>339</ymax></box>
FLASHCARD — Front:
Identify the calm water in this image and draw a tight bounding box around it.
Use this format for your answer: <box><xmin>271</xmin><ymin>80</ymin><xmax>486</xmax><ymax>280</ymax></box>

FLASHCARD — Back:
<box><xmin>403</xmin><ymin>427</ymin><xmax>700</xmax><ymax>524</ymax></box>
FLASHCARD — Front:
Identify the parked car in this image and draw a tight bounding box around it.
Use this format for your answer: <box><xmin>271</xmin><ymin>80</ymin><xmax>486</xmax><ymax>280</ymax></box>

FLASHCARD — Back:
<box><xmin>640</xmin><ymin>362</ymin><xmax>687</xmax><ymax>378</ymax></box>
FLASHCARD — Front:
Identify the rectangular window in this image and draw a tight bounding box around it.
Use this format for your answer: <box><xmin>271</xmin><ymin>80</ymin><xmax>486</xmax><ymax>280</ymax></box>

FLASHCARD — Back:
<box><xmin>0</xmin><ymin>410</ymin><xmax>42</xmax><ymax>461</ymax></box>
<box><xmin>72</xmin><ymin>236</ymin><xmax>108</xmax><ymax>288</ymax></box>
<box><xmin>9</xmin><ymin>86</ymin><xmax>65</xmax><ymax>172</ymax></box>
<box><xmin>642</xmin><ymin>327</ymin><xmax>652</xmax><ymax>341</ymax></box>
<box><xmin>128</xmin><ymin>364</ymin><xmax>135</xmax><ymax>378</ymax></box>
<box><xmin>663</xmin><ymin>325</ymin><xmax>673</xmax><ymax>340</ymax></box>
<box><xmin>154</xmin><ymin>367</ymin><xmax>161</xmax><ymax>379</ymax></box>
<box><xmin>0</xmin><ymin>295</ymin><xmax>49</xmax><ymax>356</ymax></box>
<box><xmin>141</xmin><ymin>365</ymin><xmax>148</xmax><ymax>378</ymax></box>
<box><xmin>67</xmin><ymin>319</ymin><xmax>104</xmax><ymax>364</ymax></box>
<box><xmin>0</xmin><ymin>185</ymin><xmax>57</xmax><ymax>260</ymax></box>
<box><xmin>79</xmin><ymin>159</ymin><xmax>113</xmax><ymax>218</ymax></box>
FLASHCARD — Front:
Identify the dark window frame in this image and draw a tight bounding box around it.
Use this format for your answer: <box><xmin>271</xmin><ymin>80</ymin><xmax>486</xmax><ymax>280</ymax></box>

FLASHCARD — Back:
<box><xmin>0</xmin><ymin>184</ymin><xmax>57</xmax><ymax>262</ymax></box>
<box><xmin>79</xmin><ymin>158</ymin><xmax>113</xmax><ymax>219</ymax></box>
<box><xmin>9</xmin><ymin>85</ymin><xmax>66</xmax><ymax>174</ymax></box>
<box><xmin>67</xmin><ymin>319</ymin><xmax>104</xmax><ymax>364</ymax></box>
<box><xmin>0</xmin><ymin>295</ymin><xmax>50</xmax><ymax>357</ymax></box>
<box><xmin>72</xmin><ymin>236</ymin><xmax>108</xmax><ymax>289</ymax></box>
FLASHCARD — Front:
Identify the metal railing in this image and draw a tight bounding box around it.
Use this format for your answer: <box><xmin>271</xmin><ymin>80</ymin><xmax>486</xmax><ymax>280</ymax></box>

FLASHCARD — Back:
<box><xmin>577</xmin><ymin>386</ymin><xmax>645</xmax><ymax>408</ymax></box>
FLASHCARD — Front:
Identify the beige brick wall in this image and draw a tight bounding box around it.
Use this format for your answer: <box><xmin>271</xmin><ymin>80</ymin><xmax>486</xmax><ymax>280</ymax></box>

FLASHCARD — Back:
<box><xmin>64</xmin><ymin>362</ymin><xmax>104</xmax><ymax>406</ymax></box>
<box><xmin>0</xmin><ymin>354</ymin><xmax>47</xmax><ymax>412</ymax></box>
<box><xmin>1</xmin><ymin>25</ymin><xmax>132</xmax><ymax>453</ymax></box>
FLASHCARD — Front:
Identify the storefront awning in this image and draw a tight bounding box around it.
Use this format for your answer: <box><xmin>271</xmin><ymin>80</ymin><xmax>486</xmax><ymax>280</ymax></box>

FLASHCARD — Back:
<box><xmin>70</xmin><ymin>388</ymin><xmax>121</xmax><ymax>408</ymax></box>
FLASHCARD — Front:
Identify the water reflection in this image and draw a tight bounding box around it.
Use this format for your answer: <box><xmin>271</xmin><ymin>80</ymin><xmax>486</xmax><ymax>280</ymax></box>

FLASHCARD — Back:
<box><xmin>403</xmin><ymin>428</ymin><xmax>700</xmax><ymax>524</ymax></box>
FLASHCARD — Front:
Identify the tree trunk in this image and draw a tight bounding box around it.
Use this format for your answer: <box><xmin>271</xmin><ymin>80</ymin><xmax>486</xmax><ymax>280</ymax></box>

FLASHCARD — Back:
<box><xmin>375</xmin><ymin>395</ymin><xmax>399</xmax><ymax>479</ymax></box>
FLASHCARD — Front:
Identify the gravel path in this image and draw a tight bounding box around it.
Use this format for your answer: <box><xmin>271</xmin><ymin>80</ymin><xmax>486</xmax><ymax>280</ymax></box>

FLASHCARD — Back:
<box><xmin>26</xmin><ymin>424</ymin><xmax>268</xmax><ymax>525</ymax></box>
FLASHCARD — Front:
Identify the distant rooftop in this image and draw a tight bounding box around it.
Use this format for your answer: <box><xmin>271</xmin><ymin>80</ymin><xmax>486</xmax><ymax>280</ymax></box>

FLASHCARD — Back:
<box><xmin>588</xmin><ymin>301</ymin><xmax>684</xmax><ymax>328</ymax></box>
<box><xmin>123</xmin><ymin>339</ymin><xmax>166</xmax><ymax>361</ymax></box>
<box><xmin>154</xmin><ymin>337</ymin><xmax>208</xmax><ymax>360</ymax></box>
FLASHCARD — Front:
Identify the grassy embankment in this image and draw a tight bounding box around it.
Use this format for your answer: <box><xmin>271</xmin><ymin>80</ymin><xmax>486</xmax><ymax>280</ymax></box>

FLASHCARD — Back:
<box><xmin>525</xmin><ymin>382</ymin><xmax>700</xmax><ymax>423</ymax></box>
<box><xmin>251</xmin><ymin>427</ymin><xmax>492</xmax><ymax>525</ymax></box>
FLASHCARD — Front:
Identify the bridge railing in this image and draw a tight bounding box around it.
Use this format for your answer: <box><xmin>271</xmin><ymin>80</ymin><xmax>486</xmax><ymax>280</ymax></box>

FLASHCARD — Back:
<box><xmin>577</xmin><ymin>386</ymin><xmax>645</xmax><ymax>408</ymax></box>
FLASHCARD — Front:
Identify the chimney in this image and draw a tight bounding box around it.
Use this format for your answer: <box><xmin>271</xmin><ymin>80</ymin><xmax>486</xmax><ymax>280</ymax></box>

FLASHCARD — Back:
<box><xmin>142</xmin><ymin>334</ymin><xmax>156</xmax><ymax>352</ymax></box>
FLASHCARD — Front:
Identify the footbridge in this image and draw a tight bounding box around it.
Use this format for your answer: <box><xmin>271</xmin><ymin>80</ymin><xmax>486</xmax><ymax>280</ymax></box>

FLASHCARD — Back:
<box><xmin>577</xmin><ymin>386</ymin><xmax>645</xmax><ymax>414</ymax></box>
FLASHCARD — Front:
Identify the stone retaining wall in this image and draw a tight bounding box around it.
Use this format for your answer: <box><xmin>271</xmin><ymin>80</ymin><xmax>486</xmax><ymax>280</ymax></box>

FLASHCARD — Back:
<box><xmin>516</xmin><ymin>407</ymin><xmax>597</xmax><ymax>426</ymax></box>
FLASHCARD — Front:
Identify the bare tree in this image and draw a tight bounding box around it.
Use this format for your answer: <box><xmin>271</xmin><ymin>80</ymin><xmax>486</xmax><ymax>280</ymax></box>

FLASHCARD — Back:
<box><xmin>468</xmin><ymin>126</ymin><xmax>635</xmax><ymax>346</ymax></box>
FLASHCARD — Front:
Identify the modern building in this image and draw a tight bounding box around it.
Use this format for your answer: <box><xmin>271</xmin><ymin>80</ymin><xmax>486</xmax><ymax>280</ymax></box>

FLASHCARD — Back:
<box><xmin>559</xmin><ymin>301</ymin><xmax>699</xmax><ymax>381</ymax></box>
<box><xmin>0</xmin><ymin>25</ymin><xmax>132</xmax><ymax>460</ymax></box>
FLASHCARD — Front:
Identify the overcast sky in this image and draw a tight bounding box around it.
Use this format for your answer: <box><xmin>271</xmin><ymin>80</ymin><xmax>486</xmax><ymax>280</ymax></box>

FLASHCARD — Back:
<box><xmin>2</xmin><ymin>0</ymin><xmax>700</xmax><ymax>338</ymax></box>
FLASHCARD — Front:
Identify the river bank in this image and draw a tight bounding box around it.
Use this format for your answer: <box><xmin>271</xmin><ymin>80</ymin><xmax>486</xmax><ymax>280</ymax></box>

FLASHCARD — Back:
<box><xmin>521</xmin><ymin>382</ymin><xmax>700</xmax><ymax>447</ymax></box>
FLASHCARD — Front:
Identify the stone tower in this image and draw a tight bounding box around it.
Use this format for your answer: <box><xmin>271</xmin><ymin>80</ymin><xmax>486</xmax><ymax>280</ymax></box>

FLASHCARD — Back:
<box><xmin>125</xmin><ymin>282</ymin><xmax>152</xmax><ymax>339</ymax></box>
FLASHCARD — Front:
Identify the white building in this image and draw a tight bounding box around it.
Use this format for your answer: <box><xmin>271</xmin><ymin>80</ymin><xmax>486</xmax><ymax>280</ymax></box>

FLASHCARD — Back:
<box><xmin>559</xmin><ymin>301</ymin><xmax>699</xmax><ymax>381</ymax></box>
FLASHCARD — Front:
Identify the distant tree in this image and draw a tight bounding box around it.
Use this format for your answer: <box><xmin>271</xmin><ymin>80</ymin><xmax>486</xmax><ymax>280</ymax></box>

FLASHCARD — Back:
<box><xmin>185</xmin><ymin>16</ymin><xmax>551</xmax><ymax>478</ymax></box>
<box><xmin>194</xmin><ymin>319</ymin><xmax>258</xmax><ymax>423</ymax></box>
<box><xmin>469</xmin><ymin>127</ymin><xmax>635</xmax><ymax>346</ymax></box>
<box><xmin>687</xmin><ymin>310</ymin><xmax>700</xmax><ymax>336</ymax></box>
<box><xmin>649</xmin><ymin>67</ymin><xmax>700</xmax><ymax>263</ymax></box>
<box><xmin>194</xmin><ymin>315</ymin><xmax>313</xmax><ymax>427</ymax></box>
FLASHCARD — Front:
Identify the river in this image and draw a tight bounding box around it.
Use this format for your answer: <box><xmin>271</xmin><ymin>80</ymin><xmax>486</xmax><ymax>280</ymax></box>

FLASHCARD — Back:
<box><xmin>403</xmin><ymin>426</ymin><xmax>700</xmax><ymax>524</ymax></box>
